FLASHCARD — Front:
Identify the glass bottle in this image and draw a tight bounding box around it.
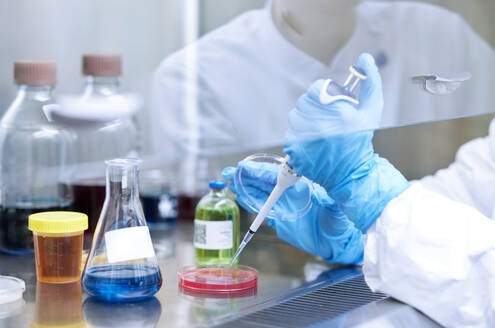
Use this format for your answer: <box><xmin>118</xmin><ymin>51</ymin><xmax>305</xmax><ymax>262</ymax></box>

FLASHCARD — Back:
<box><xmin>71</xmin><ymin>54</ymin><xmax>140</xmax><ymax>247</ymax></box>
<box><xmin>82</xmin><ymin>159</ymin><xmax>162</xmax><ymax>302</ymax></box>
<box><xmin>0</xmin><ymin>61</ymin><xmax>73</xmax><ymax>256</ymax></box>
<box><xmin>194</xmin><ymin>180</ymin><xmax>240</xmax><ymax>265</ymax></box>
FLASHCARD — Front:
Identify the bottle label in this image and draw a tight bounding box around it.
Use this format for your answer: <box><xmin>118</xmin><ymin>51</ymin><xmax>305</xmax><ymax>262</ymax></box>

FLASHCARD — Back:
<box><xmin>104</xmin><ymin>226</ymin><xmax>156</xmax><ymax>263</ymax></box>
<box><xmin>194</xmin><ymin>219</ymin><xmax>233</xmax><ymax>250</ymax></box>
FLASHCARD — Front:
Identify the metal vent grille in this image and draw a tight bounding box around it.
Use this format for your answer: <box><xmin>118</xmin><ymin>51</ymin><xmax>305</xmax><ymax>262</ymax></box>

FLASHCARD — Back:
<box><xmin>214</xmin><ymin>275</ymin><xmax>387</xmax><ymax>328</ymax></box>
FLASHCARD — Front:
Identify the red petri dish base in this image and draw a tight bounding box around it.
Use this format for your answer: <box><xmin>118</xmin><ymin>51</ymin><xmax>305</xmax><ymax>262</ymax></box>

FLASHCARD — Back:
<box><xmin>179</xmin><ymin>285</ymin><xmax>257</xmax><ymax>298</ymax></box>
<box><xmin>178</xmin><ymin>265</ymin><xmax>258</xmax><ymax>292</ymax></box>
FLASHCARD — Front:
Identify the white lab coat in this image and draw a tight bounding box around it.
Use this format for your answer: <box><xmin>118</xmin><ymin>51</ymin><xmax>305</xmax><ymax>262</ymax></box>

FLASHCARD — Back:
<box><xmin>151</xmin><ymin>1</ymin><xmax>495</xmax><ymax>162</ymax></box>
<box><xmin>364</xmin><ymin>119</ymin><xmax>495</xmax><ymax>327</ymax></box>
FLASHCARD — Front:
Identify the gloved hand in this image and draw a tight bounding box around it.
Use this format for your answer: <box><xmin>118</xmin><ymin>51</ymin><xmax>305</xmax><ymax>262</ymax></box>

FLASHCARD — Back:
<box><xmin>284</xmin><ymin>53</ymin><xmax>409</xmax><ymax>232</ymax></box>
<box><xmin>222</xmin><ymin>161</ymin><xmax>364</xmax><ymax>264</ymax></box>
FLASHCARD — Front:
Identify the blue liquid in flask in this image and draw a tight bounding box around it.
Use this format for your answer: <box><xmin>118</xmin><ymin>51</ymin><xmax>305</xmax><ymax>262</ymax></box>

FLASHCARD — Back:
<box><xmin>83</xmin><ymin>265</ymin><xmax>162</xmax><ymax>302</ymax></box>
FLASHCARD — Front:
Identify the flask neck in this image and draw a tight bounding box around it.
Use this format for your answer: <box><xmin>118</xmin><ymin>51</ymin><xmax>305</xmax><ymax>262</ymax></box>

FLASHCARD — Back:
<box><xmin>16</xmin><ymin>85</ymin><xmax>54</xmax><ymax>102</ymax></box>
<box><xmin>83</xmin><ymin>76</ymin><xmax>120</xmax><ymax>97</ymax></box>
<box><xmin>106</xmin><ymin>163</ymin><xmax>140</xmax><ymax>201</ymax></box>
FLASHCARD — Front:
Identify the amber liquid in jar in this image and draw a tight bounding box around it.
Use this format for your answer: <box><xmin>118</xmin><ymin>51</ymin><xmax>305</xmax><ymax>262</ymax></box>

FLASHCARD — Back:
<box><xmin>33</xmin><ymin>232</ymin><xmax>83</xmax><ymax>283</ymax></box>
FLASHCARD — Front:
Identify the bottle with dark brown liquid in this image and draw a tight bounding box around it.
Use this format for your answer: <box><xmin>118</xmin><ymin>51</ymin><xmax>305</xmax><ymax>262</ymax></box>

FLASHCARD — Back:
<box><xmin>70</xmin><ymin>55</ymin><xmax>140</xmax><ymax>243</ymax></box>
<box><xmin>0</xmin><ymin>62</ymin><xmax>74</xmax><ymax>255</ymax></box>
<box><xmin>72</xmin><ymin>180</ymin><xmax>105</xmax><ymax>246</ymax></box>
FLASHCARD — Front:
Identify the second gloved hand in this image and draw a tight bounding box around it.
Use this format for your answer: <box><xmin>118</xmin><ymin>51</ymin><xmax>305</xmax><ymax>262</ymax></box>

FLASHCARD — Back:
<box><xmin>284</xmin><ymin>53</ymin><xmax>409</xmax><ymax>232</ymax></box>
<box><xmin>222</xmin><ymin>161</ymin><xmax>364</xmax><ymax>264</ymax></box>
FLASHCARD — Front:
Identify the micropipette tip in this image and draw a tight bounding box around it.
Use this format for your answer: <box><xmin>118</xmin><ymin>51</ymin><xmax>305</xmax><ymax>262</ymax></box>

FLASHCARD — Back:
<box><xmin>229</xmin><ymin>244</ymin><xmax>244</xmax><ymax>266</ymax></box>
<box><xmin>229</xmin><ymin>230</ymin><xmax>255</xmax><ymax>266</ymax></box>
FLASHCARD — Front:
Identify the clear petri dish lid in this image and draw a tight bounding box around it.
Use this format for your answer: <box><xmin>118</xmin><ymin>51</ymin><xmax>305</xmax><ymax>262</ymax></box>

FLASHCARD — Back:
<box><xmin>234</xmin><ymin>153</ymin><xmax>313</xmax><ymax>221</ymax></box>
<box><xmin>0</xmin><ymin>298</ymin><xmax>25</xmax><ymax>319</ymax></box>
<box><xmin>178</xmin><ymin>265</ymin><xmax>258</xmax><ymax>293</ymax></box>
<box><xmin>0</xmin><ymin>276</ymin><xmax>25</xmax><ymax>305</ymax></box>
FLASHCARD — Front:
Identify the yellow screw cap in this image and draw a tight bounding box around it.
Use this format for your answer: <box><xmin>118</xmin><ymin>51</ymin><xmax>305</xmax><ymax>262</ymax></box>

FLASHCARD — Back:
<box><xmin>28</xmin><ymin>211</ymin><xmax>88</xmax><ymax>234</ymax></box>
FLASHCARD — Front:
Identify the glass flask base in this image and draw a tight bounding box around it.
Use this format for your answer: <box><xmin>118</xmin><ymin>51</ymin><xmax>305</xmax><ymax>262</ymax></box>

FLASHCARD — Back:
<box><xmin>83</xmin><ymin>265</ymin><xmax>162</xmax><ymax>302</ymax></box>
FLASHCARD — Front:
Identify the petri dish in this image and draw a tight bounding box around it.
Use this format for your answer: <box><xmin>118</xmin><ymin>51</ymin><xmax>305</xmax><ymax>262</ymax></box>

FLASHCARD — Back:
<box><xmin>178</xmin><ymin>265</ymin><xmax>258</xmax><ymax>292</ymax></box>
<box><xmin>0</xmin><ymin>298</ymin><xmax>25</xmax><ymax>319</ymax></box>
<box><xmin>234</xmin><ymin>153</ymin><xmax>313</xmax><ymax>221</ymax></box>
<box><xmin>0</xmin><ymin>276</ymin><xmax>25</xmax><ymax>305</ymax></box>
<box><xmin>179</xmin><ymin>285</ymin><xmax>257</xmax><ymax>299</ymax></box>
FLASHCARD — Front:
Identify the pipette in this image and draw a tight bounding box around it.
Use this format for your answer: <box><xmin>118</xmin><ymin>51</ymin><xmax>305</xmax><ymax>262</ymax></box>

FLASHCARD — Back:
<box><xmin>229</xmin><ymin>66</ymin><xmax>367</xmax><ymax>266</ymax></box>
<box><xmin>229</xmin><ymin>155</ymin><xmax>301</xmax><ymax>266</ymax></box>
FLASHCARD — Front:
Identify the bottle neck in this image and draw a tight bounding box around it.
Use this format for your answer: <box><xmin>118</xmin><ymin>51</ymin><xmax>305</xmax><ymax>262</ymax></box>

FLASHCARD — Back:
<box><xmin>16</xmin><ymin>85</ymin><xmax>54</xmax><ymax>102</ymax></box>
<box><xmin>210</xmin><ymin>188</ymin><xmax>226</xmax><ymax>198</ymax></box>
<box><xmin>83</xmin><ymin>76</ymin><xmax>120</xmax><ymax>97</ymax></box>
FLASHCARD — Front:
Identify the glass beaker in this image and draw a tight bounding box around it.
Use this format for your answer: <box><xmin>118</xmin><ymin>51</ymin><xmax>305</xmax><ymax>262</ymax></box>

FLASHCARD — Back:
<box><xmin>82</xmin><ymin>159</ymin><xmax>162</xmax><ymax>302</ymax></box>
<box><xmin>0</xmin><ymin>61</ymin><xmax>74</xmax><ymax>256</ymax></box>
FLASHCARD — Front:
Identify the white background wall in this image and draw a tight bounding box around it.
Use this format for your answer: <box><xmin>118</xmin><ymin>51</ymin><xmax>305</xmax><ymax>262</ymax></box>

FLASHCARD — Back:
<box><xmin>0</xmin><ymin>0</ymin><xmax>493</xmax><ymax>155</ymax></box>
<box><xmin>0</xmin><ymin>0</ymin><xmax>183</xmax><ymax>155</ymax></box>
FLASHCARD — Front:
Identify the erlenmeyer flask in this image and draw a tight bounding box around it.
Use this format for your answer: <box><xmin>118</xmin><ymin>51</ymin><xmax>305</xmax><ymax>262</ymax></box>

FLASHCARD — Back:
<box><xmin>82</xmin><ymin>159</ymin><xmax>162</xmax><ymax>302</ymax></box>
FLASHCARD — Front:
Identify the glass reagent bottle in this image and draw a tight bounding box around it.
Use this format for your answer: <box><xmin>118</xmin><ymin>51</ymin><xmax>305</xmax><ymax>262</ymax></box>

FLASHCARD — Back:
<box><xmin>0</xmin><ymin>61</ymin><xmax>73</xmax><ymax>256</ymax></box>
<box><xmin>194</xmin><ymin>180</ymin><xmax>240</xmax><ymax>265</ymax></box>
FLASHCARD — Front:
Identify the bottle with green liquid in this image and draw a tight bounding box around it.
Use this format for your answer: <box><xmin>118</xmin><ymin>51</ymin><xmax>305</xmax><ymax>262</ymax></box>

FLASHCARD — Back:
<box><xmin>194</xmin><ymin>180</ymin><xmax>240</xmax><ymax>265</ymax></box>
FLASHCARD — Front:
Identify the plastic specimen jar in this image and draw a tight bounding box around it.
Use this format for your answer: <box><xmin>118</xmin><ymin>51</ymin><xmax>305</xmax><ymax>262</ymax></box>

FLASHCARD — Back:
<box><xmin>178</xmin><ymin>265</ymin><xmax>258</xmax><ymax>292</ymax></box>
<box><xmin>28</xmin><ymin>212</ymin><xmax>88</xmax><ymax>283</ymax></box>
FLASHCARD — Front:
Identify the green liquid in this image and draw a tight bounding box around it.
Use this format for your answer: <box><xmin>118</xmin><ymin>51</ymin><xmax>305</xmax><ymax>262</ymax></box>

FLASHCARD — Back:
<box><xmin>194</xmin><ymin>197</ymin><xmax>240</xmax><ymax>266</ymax></box>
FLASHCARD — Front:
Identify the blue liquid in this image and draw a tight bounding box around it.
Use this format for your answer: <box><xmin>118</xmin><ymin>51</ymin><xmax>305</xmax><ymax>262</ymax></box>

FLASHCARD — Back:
<box><xmin>83</xmin><ymin>265</ymin><xmax>162</xmax><ymax>302</ymax></box>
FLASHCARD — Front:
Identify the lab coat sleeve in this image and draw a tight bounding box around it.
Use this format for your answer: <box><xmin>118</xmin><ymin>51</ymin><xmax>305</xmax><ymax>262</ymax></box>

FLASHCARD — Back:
<box><xmin>363</xmin><ymin>182</ymin><xmax>495</xmax><ymax>328</ymax></box>
<box><xmin>419</xmin><ymin>120</ymin><xmax>495</xmax><ymax>218</ymax></box>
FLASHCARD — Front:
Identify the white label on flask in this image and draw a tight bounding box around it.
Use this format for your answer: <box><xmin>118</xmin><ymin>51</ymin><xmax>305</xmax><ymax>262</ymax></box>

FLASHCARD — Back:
<box><xmin>194</xmin><ymin>220</ymin><xmax>233</xmax><ymax>250</ymax></box>
<box><xmin>104</xmin><ymin>226</ymin><xmax>156</xmax><ymax>264</ymax></box>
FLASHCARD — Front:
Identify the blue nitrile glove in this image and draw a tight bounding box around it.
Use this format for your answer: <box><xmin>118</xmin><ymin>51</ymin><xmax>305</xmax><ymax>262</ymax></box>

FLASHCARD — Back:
<box><xmin>222</xmin><ymin>161</ymin><xmax>364</xmax><ymax>264</ymax></box>
<box><xmin>284</xmin><ymin>53</ymin><xmax>409</xmax><ymax>232</ymax></box>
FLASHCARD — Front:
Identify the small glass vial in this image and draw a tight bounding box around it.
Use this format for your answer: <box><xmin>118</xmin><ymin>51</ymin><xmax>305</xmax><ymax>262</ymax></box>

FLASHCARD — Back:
<box><xmin>320</xmin><ymin>65</ymin><xmax>367</xmax><ymax>105</ymax></box>
<box><xmin>82</xmin><ymin>159</ymin><xmax>162</xmax><ymax>302</ymax></box>
<box><xmin>28</xmin><ymin>211</ymin><xmax>88</xmax><ymax>283</ymax></box>
<box><xmin>194</xmin><ymin>180</ymin><xmax>240</xmax><ymax>265</ymax></box>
